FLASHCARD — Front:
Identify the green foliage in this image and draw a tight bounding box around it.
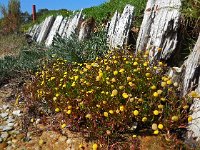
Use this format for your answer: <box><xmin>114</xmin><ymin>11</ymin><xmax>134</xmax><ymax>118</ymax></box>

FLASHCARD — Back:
<box><xmin>83</xmin><ymin>0</ymin><xmax>147</xmax><ymax>23</ymax></box>
<box><xmin>24</xmin><ymin>49</ymin><xmax>192</xmax><ymax>147</ymax></box>
<box><xmin>0</xmin><ymin>44</ymin><xmax>47</xmax><ymax>83</ymax></box>
<box><xmin>49</xmin><ymin>29</ymin><xmax>108</xmax><ymax>62</ymax></box>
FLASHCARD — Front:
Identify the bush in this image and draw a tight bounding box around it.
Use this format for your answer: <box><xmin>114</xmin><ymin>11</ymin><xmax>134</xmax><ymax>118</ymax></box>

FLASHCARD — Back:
<box><xmin>24</xmin><ymin>49</ymin><xmax>192</xmax><ymax>146</ymax></box>
<box><xmin>49</xmin><ymin>29</ymin><xmax>108</xmax><ymax>62</ymax></box>
<box><xmin>0</xmin><ymin>0</ymin><xmax>21</xmax><ymax>34</ymax></box>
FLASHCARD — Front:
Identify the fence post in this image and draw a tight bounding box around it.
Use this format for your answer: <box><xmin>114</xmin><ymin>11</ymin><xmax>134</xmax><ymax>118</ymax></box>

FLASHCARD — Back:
<box><xmin>32</xmin><ymin>5</ymin><xmax>36</xmax><ymax>22</ymax></box>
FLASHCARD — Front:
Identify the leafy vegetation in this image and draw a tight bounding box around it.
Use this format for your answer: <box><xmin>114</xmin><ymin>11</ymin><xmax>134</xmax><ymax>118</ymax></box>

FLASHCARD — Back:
<box><xmin>50</xmin><ymin>29</ymin><xmax>108</xmax><ymax>62</ymax></box>
<box><xmin>24</xmin><ymin>48</ymin><xmax>194</xmax><ymax>148</ymax></box>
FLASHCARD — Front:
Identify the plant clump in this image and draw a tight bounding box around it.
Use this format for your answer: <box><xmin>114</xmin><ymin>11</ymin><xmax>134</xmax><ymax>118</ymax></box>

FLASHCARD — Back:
<box><xmin>24</xmin><ymin>49</ymin><xmax>192</xmax><ymax>146</ymax></box>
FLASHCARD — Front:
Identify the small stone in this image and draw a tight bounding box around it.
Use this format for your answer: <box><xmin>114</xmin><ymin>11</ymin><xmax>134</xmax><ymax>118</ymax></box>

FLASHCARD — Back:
<box><xmin>0</xmin><ymin>113</ymin><xmax>9</xmax><ymax>118</ymax></box>
<box><xmin>35</xmin><ymin>119</ymin><xmax>40</xmax><ymax>124</ymax></box>
<box><xmin>12</xmin><ymin>110</ymin><xmax>21</xmax><ymax>116</ymax></box>
<box><xmin>11</xmin><ymin>139</ymin><xmax>18</xmax><ymax>143</ymax></box>
<box><xmin>14</xmin><ymin>123</ymin><xmax>18</xmax><ymax>127</ymax></box>
<box><xmin>0</xmin><ymin>142</ymin><xmax>8</xmax><ymax>149</ymax></box>
<box><xmin>7</xmin><ymin>140</ymin><xmax>12</xmax><ymax>144</ymax></box>
<box><xmin>58</xmin><ymin>136</ymin><xmax>67</xmax><ymax>142</ymax></box>
<box><xmin>3</xmin><ymin>126</ymin><xmax>13</xmax><ymax>131</ymax></box>
<box><xmin>1</xmin><ymin>132</ymin><xmax>9</xmax><ymax>140</ymax></box>
<box><xmin>7</xmin><ymin>123</ymin><xmax>14</xmax><ymax>127</ymax></box>
<box><xmin>2</xmin><ymin>105</ymin><xmax>10</xmax><ymax>110</ymax></box>
<box><xmin>6</xmin><ymin>118</ymin><xmax>15</xmax><ymax>124</ymax></box>
<box><xmin>66</xmin><ymin>139</ymin><xmax>72</xmax><ymax>144</ymax></box>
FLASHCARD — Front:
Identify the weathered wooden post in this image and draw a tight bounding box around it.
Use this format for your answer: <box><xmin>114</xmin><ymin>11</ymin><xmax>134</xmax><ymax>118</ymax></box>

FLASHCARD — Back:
<box><xmin>32</xmin><ymin>5</ymin><xmax>36</xmax><ymax>22</ymax></box>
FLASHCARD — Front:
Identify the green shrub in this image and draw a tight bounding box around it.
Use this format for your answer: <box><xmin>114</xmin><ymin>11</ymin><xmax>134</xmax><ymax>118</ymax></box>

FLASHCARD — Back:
<box><xmin>24</xmin><ymin>49</ymin><xmax>192</xmax><ymax>146</ymax></box>
<box><xmin>49</xmin><ymin>29</ymin><xmax>108</xmax><ymax>62</ymax></box>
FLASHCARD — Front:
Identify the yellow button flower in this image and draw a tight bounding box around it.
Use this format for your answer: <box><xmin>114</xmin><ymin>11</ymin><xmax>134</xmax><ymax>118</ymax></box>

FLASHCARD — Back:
<box><xmin>67</xmin><ymin>110</ymin><xmax>72</xmax><ymax>115</ymax></box>
<box><xmin>150</xmin><ymin>85</ymin><xmax>156</xmax><ymax>90</ymax></box>
<box><xmin>153</xmin><ymin>110</ymin><xmax>159</xmax><ymax>115</ymax></box>
<box><xmin>119</xmin><ymin>68</ymin><xmax>125</xmax><ymax>73</ymax></box>
<box><xmin>120</xmin><ymin>105</ymin><xmax>125</xmax><ymax>112</ymax></box>
<box><xmin>111</xmin><ymin>89</ymin><xmax>118</xmax><ymax>97</ymax></box>
<box><xmin>92</xmin><ymin>143</ymin><xmax>98</xmax><ymax>150</ymax></box>
<box><xmin>109</xmin><ymin>110</ymin><xmax>114</xmax><ymax>114</ymax></box>
<box><xmin>133</xmin><ymin>62</ymin><xmax>138</xmax><ymax>66</ymax></box>
<box><xmin>133</xmin><ymin>110</ymin><xmax>139</xmax><ymax>116</ymax></box>
<box><xmin>154</xmin><ymin>130</ymin><xmax>159</xmax><ymax>134</ymax></box>
<box><xmin>61</xmin><ymin>123</ymin><xmax>67</xmax><ymax>128</ymax></box>
<box><xmin>113</xmin><ymin>70</ymin><xmax>118</xmax><ymax>75</ymax></box>
<box><xmin>161</xmin><ymin>82</ymin><xmax>167</xmax><ymax>87</ymax></box>
<box><xmin>85</xmin><ymin>114</ymin><xmax>92</xmax><ymax>119</ymax></box>
<box><xmin>172</xmin><ymin>116</ymin><xmax>179</xmax><ymax>121</ymax></box>
<box><xmin>119</xmin><ymin>86</ymin><xmax>124</xmax><ymax>90</ymax></box>
<box><xmin>127</xmin><ymin>77</ymin><xmax>132</xmax><ymax>81</ymax></box>
<box><xmin>158</xmin><ymin>124</ymin><xmax>163</xmax><ymax>130</ymax></box>
<box><xmin>188</xmin><ymin>116</ymin><xmax>193</xmax><ymax>122</ymax></box>
<box><xmin>122</xmin><ymin>93</ymin><xmax>129</xmax><ymax>98</ymax></box>
<box><xmin>167</xmin><ymin>80</ymin><xmax>172</xmax><ymax>85</ymax></box>
<box><xmin>142</xmin><ymin>117</ymin><xmax>147</xmax><ymax>122</ymax></box>
<box><xmin>55</xmin><ymin>108</ymin><xmax>60</xmax><ymax>112</ymax></box>
<box><xmin>104</xmin><ymin>112</ymin><xmax>109</xmax><ymax>117</ymax></box>
<box><xmin>153</xmin><ymin>92</ymin><xmax>159</xmax><ymax>97</ymax></box>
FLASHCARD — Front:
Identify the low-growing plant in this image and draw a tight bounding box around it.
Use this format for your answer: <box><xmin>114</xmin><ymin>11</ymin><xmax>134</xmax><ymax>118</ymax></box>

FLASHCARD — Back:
<box><xmin>24</xmin><ymin>48</ymin><xmax>193</xmax><ymax>147</ymax></box>
<box><xmin>49</xmin><ymin>29</ymin><xmax>108</xmax><ymax>62</ymax></box>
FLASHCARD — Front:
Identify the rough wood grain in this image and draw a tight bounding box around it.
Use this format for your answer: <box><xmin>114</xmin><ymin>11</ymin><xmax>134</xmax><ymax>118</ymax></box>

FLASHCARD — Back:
<box><xmin>62</xmin><ymin>11</ymin><xmax>83</xmax><ymax>38</ymax></box>
<box><xmin>36</xmin><ymin>16</ymin><xmax>55</xmax><ymax>43</ymax></box>
<box><xmin>78</xmin><ymin>18</ymin><xmax>95</xmax><ymax>41</ymax></box>
<box><xmin>136</xmin><ymin>0</ymin><xmax>181</xmax><ymax>61</ymax></box>
<box><xmin>45</xmin><ymin>15</ymin><xmax>64</xmax><ymax>46</ymax></box>
<box><xmin>107</xmin><ymin>4</ymin><xmax>134</xmax><ymax>49</ymax></box>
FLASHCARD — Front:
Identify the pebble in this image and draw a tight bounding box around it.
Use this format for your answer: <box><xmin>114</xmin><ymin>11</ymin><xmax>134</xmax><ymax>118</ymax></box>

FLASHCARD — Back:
<box><xmin>12</xmin><ymin>110</ymin><xmax>21</xmax><ymax>116</ymax></box>
<box><xmin>11</xmin><ymin>139</ymin><xmax>18</xmax><ymax>143</ymax></box>
<box><xmin>58</xmin><ymin>136</ymin><xmax>67</xmax><ymax>142</ymax></box>
<box><xmin>0</xmin><ymin>113</ymin><xmax>9</xmax><ymax>118</ymax></box>
<box><xmin>7</xmin><ymin>123</ymin><xmax>14</xmax><ymax>127</ymax></box>
<box><xmin>2</xmin><ymin>105</ymin><xmax>10</xmax><ymax>110</ymax></box>
<box><xmin>3</xmin><ymin>126</ymin><xmax>13</xmax><ymax>131</ymax></box>
<box><xmin>1</xmin><ymin>132</ymin><xmax>9</xmax><ymax>140</ymax></box>
<box><xmin>6</xmin><ymin>118</ymin><xmax>15</xmax><ymax>124</ymax></box>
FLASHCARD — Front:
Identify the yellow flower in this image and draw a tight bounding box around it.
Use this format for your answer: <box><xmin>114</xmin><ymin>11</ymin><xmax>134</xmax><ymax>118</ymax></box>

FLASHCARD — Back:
<box><xmin>158</xmin><ymin>124</ymin><xmax>163</xmax><ymax>130</ymax></box>
<box><xmin>68</xmin><ymin>105</ymin><xmax>72</xmax><ymax>109</ymax></box>
<box><xmin>67</xmin><ymin>110</ymin><xmax>72</xmax><ymax>114</ymax></box>
<box><xmin>53</xmin><ymin>97</ymin><xmax>57</xmax><ymax>101</ymax></box>
<box><xmin>116</xmin><ymin>109</ymin><xmax>120</xmax><ymax>113</ymax></box>
<box><xmin>161</xmin><ymin>97</ymin><xmax>166</xmax><ymax>101</ymax></box>
<box><xmin>150</xmin><ymin>85</ymin><xmax>156</xmax><ymax>90</ymax></box>
<box><xmin>145</xmin><ymin>73</ymin><xmax>151</xmax><ymax>77</ymax></box>
<box><xmin>96</xmin><ymin>76</ymin><xmax>101</xmax><ymax>81</ymax></box>
<box><xmin>111</xmin><ymin>78</ymin><xmax>116</xmax><ymax>83</ymax></box>
<box><xmin>183</xmin><ymin>105</ymin><xmax>189</xmax><ymax>109</ymax></box>
<box><xmin>104</xmin><ymin>112</ymin><xmax>109</xmax><ymax>117</ymax></box>
<box><xmin>113</xmin><ymin>70</ymin><xmax>118</xmax><ymax>75</ymax></box>
<box><xmin>154</xmin><ymin>130</ymin><xmax>159</xmax><ymax>134</ymax></box>
<box><xmin>92</xmin><ymin>143</ymin><xmax>98</xmax><ymax>150</ymax></box>
<box><xmin>188</xmin><ymin>116</ymin><xmax>193</xmax><ymax>122</ymax></box>
<box><xmin>50</xmin><ymin>77</ymin><xmax>55</xmax><ymax>80</ymax></box>
<box><xmin>157</xmin><ymin>90</ymin><xmax>163</xmax><ymax>94</ymax></box>
<box><xmin>172</xmin><ymin>116</ymin><xmax>179</xmax><ymax>121</ymax></box>
<box><xmin>103</xmin><ymin>101</ymin><xmax>107</xmax><ymax>104</ymax></box>
<box><xmin>189</xmin><ymin>91</ymin><xmax>200</xmax><ymax>98</ymax></box>
<box><xmin>161</xmin><ymin>82</ymin><xmax>167</xmax><ymax>87</ymax></box>
<box><xmin>167</xmin><ymin>80</ymin><xmax>172</xmax><ymax>85</ymax></box>
<box><xmin>55</xmin><ymin>108</ymin><xmax>60</xmax><ymax>112</ymax></box>
<box><xmin>85</xmin><ymin>114</ymin><xmax>92</xmax><ymax>119</ymax></box>
<box><xmin>71</xmin><ymin>82</ymin><xmax>76</xmax><ymax>87</ymax></box>
<box><xmin>153</xmin><ymin>92</ymin><xmax>159</xmax><ymax>97</ymax></box>
<box><xmin>129</xmin><ymin>82</ymin><xmax>135</xmax><ymax>87</ymax></box>
<box><xmin>120</xmin><ymin>105</ymin><xmax>125</xmax><ymax>112</ymax></box>
<box><xmin>99</xmin><ymin>72</ymin><xmax>103</xmax><ymax>77</ymax></box>
<box><xmin>119</xmin><ymin>68</ymin><xmax>125</xmax><ymax>73</ymax></box>
<box><xmin>142</xmin><ymin>117</ymin><xmax>147</xmax><ymax>122</ymax></box>
<box><xmin>133</xmin><ymin>110</ymin><xmax>139</xmax><ymax>116</ymax></box>
<box><xmin>122</xmin><ymin>93</ymin><xmax>129</xmax><ymax>98</ymax></box>
<box><xmin>127</xmin><ymin>77</ymin><xmax>132</xmax><ymax>81</ymax></box>
<box><xmin>153</xmin><ymin>110</ymin><xmax>159</xmax><ymax>115</ymax></box>
<box><xmin>119</xmin><ymin>86</ymin><xmax>124</xmax><ymax>90</ymax></box>
<box><xmin>133</xmin><ymin>62</ymin><xmax>138</xmax><ymax>66</ymax></box>
<box><xmin>152</xmin><ymin>123</ymin><xmax>158</xmax><ymax>130</ymax></box>
<box><xmin>132</xmin><ymin>135</ymin><xmax>137</xmax><ymax>138</ymax></box>
<box><xmin>158</xmin><ymin>104</ymin><xmax>163</xmax><ymax>109</ymax></box>
<box><xmin>96</xmin><ymin>104</ymin><xmax>101</xmax><ymax>108</ymax></box>
<box><xmin>106</xmin><ymin>66</ymin><xmax>110</xmax><ymax>70</ymax></box>
<box><xmin>61</xmin><ymin>123</ymin><xmax>67</xmax><ymax>128</ymax></box>
<box><xmin>111</xmin><ymin>89</ymin><xmax>118</xmax><ymax>97</ymax></box>
<box><xmin>74</xmin><ymin>75</ymin><xmax>79</xmax><ymax>81</ymax></box>
<box><xmin>109</xmin><ymin>110</ymin><xmax>114</xmax><ymax>114</ymax></box>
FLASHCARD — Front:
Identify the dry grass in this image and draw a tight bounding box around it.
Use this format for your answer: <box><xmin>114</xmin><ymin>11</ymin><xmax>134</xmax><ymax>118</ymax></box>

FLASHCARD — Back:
<box><xmin>0</xmin><ymin>33</ymin><xmax>27</xmax><ymax>58</ymax></box>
